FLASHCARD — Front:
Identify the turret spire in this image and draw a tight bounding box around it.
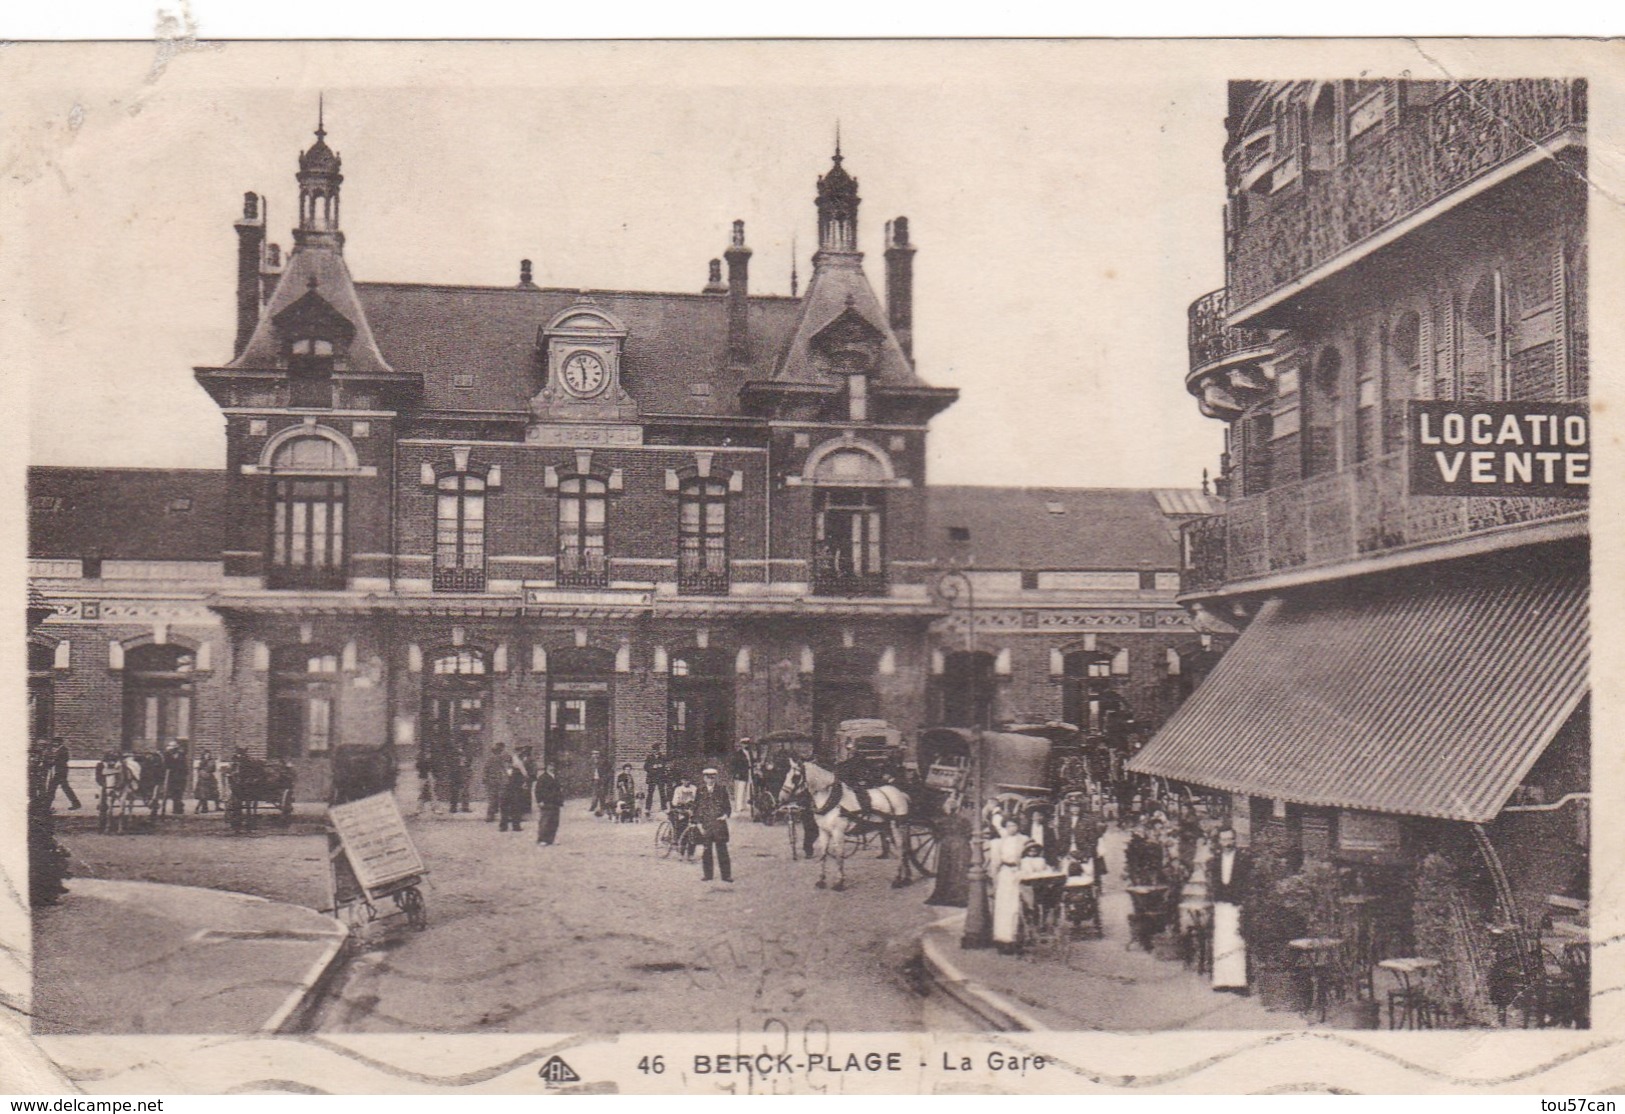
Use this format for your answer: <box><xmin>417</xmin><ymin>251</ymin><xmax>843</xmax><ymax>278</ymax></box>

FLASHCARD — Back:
<box><xmin>297</xmin><ymin>97</ymin><xmax>343</xmax><ymax>245</ymax></box>
<box><xmin>815</xmin><ymin>135</ymin><xmax>860</xmax><ymax>254</ymax></box>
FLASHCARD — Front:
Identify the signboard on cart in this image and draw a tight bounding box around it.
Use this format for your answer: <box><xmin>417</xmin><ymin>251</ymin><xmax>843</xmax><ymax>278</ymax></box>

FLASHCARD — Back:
<box><xmin>328</xmin><ymin>791</ymin><xmax>427</xmax><ymax>891</ymax></box>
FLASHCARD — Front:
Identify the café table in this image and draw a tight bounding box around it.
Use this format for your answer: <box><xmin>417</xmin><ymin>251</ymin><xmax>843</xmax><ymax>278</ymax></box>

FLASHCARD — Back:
<box><xmin>1289</xmin><ymin>936</ymin><xmax>1344</xmax><ymax>1023</ymax></box>
<box><xmin>1378</xmin><ymin>956</ymin><xmax>1441</xmax><ymax>1029</ymax></box>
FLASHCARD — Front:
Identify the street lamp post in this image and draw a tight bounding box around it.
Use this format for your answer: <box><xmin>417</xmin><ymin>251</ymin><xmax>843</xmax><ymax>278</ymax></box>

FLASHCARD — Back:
<box><xmin>935</xmin><ymin>567</ymin><xmax>991</xmax><ymax>949</ymax></box>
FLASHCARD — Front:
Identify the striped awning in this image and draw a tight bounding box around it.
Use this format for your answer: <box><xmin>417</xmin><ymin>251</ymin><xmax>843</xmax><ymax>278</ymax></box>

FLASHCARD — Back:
<box><xmin>1128</xmin><ymin>566</ymin><xmax>1587</xmax><ymax>822</ymax></box>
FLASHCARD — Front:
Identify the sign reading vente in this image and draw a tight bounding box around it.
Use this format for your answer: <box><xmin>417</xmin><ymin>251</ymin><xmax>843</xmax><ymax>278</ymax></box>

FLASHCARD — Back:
<box><xmin>328</xmin><ymin>791</ymin><xmax>427</xmax><ymax>892</ymax></box>
<box><xmin>1408</xmin><ymin>401</ymin><xmax>1589</xmax><ymax>498</ymax></box>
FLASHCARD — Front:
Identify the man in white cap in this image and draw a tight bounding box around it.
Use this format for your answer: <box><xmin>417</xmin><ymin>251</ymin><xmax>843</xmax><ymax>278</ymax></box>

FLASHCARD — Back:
<box><xmin>729</xmin><ymin>740</ymin><xmax>753</xmax><ymax>815</ymax></box>
<box><xmin>691</xmin><ymin>767</ymin><xmax>733</xmax><ymax>883</ymax></box>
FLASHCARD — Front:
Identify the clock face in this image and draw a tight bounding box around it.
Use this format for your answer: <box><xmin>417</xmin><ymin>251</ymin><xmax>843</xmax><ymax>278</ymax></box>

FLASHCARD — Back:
<box><xmin>561</xmin><ymin>351</ymin><xmax>607</xmax><ymax>396</ymax></box>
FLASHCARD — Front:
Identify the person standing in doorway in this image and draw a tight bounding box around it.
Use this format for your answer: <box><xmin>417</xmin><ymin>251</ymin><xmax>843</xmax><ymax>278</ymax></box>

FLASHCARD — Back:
<box><xmin>592</xmin><ymin>749</ymin><xmax>615</xmax><ymax>816</ymax></box>
<box><xmin>1208</xmin><ymin>827</ymin><xmax>1252</xmax><ymax>993</ymax></box>
<box><xmin>162</xmin><ymin>741</ymin><xmax>189</xmax><ymax>816</ymax></box>
<box><xmin>728</xmin><ymin>741</ymin><xmax>752</xmax><ymax>816</ymax></box>
<box><xmin>498</xmin><ymin>747</ymin><xmax>530</xmax><ymax>832</ymax></box>
<box><xmin>692</xmin><ymin>768</ymin><xmax>733</xmax><ymax>883</ymax></box>
<box><xmin>46</xmin><ymin>738</ymin><xmax>81</xmax><ymax>811</ymax></box>
<box><xmin>534</xmin><ymin>761</ymin><xmax>563</xmax><ymax>845</ymax></box>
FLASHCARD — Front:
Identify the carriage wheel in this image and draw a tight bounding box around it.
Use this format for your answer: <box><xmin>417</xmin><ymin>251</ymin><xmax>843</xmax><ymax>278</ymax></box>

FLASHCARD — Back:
<box><xmin>226</xmin><ymin>796</ymin><xmax>244</xmax><ymax>833</ymax></box>
<box><xmin>396</xmin><ymin>886</ymin><xmax>427</xmax><ymax>931</ymax></box>
<box><xmin>906</xmin><ymin>826</ymin><xmax>940</xmax><ymax>878</ymax></box>
<box><xmin>655</xmin><ymin>820</ymin><xmax>676</xmax><ymax>858</ymax></box>
<box><xmin>279</xmin><ymin>789</ymin><xmax>295</xmax><ymax>820</ymax></box>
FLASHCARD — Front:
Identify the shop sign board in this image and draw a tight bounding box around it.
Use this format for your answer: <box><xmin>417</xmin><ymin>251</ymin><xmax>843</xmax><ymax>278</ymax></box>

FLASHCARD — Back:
<box><xmin>1409</xmin><ymin>401</ymin><xmax>1589</xmax><ymax>498</ymax></box>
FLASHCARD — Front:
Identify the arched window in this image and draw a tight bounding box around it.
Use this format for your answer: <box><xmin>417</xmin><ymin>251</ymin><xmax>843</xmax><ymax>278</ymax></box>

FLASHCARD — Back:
<box><xmin>1389</xmin><ymin>310</ymin><xmax>1424</xmax><ymax>446</ymax></box>
<box><xmin>434</xmin><ymin>472</ymin><xmax>487</xmax><ymax>592</ymax></box>
<box><xmin>1461</xmin><ymin>273</ymin><xmax>1504</xmax><ymax>401</ymax></box>
<box><xmin>432</xmin><ymin>648</ymin><xmax>487</xmax><ymax>676</ymax></box>
<box><xmin>267</xmin><ymin>435</ymin><xmax>349</xmax><ymax>590</ymax></box>
<box><xmin>557</xmin><ymin>476</ymin><xmax>608</xmax><ymax>588</ymax></box>
<box><xmin>678</xmin><ymin>478</ymin><xmax>728</xmax><ymax>594</ymax></box>
<box><xmin>1303</xmin><ymin>346</ymin><xmax>1345</xmax><ymax>477</ymax></box>
<box><xmin>123</xmin><ymin>644</ymin><xmax>196</xmax><ymax>749</ymax></box>
<box><xmin>269</xmin><ymin>647</ymin><xmax>339</xmax><ymax>760</ymax></box>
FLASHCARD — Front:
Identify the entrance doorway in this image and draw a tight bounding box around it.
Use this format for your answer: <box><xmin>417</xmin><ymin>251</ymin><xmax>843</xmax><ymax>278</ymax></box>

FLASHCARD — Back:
<box><xmin>667</xmin><ymin>649</ymin><xmax>735</xmax><ymax>771</ymax></box>
<box><xmin>940</xmin><ymin>650</ymin><xmax>995</xmax><ymax>728</ymax></box>
<box><xmin>547</xmin><ymin>647</ymin><xmax>614</xmax><ymax>798</ymax></box>
<box><xmin>422</xmin><ymin>648</ymin><xmax>490</xmax><ymax>802</ymax></box>
<box><xmin>812</xmin><ymin>648</ymin><xmax>879</xmax><ymax>742</ymax></box>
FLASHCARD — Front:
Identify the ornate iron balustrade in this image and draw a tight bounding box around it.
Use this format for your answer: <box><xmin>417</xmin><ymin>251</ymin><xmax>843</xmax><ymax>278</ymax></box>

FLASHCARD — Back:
<box><xmin>1180</xmin><ymin>451</ymin><xmax>1585</xmax><ymax>591</ymax></box>
<box><xmin>432</xmin><ymin>565</ymin><xmax>487</xmax><ymax>593</ymax></box>
<box><xmin>1229</xmin><ymin>80</ymin><xmax>1585</xmax><ymax>311</ymax></box>
<box><xmin>811</xmin><ymin>556</ymin><xmax>890</xmax><ymax>598</ymax></box>
<box><xmin>556</xmin><ymin>547</ymin><xmax>609</xmax><ymax>589</ymax></box>
<box><xmin>677</xmin><ymin>549</ymin><xmax>730</xmax><ymax>596</ymax></box>
<box><xmin>1188</xmin><ymin>288</ymin><xmax>1274</xmax><ymax>375</ymax></box>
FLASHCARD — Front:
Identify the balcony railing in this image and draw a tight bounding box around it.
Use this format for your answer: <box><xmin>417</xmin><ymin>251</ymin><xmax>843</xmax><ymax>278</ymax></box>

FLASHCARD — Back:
<box><xmin>677</xmin><ymin>550</ymin><xmax>731</xmax><ymax>596</ymax></box>
<box><xmin>432</xmin><ymin>564</ymin><xmax>487</xmax><ymax>593</ymax></box>
<box><xmin>1188</xmin><ymin>288</ymin><xmax>1274</xmax><ymax>377</ymax></box>
<box><xmin>810</xmin><ymin>556</ymin><xmax>890</xmax><ymax>598</ymax></box>
<box><xmin>1181</xmin><ymin>450</ymin><xmax>1585</xmax><ymax>592</ymax></box>
<box><xmin>1229</xmin><ymin>80</ymin><xmax>1586</xmax><ymax>312</ymax></box>
<box><xmin>266</xmin><ymin>564</ymin><xmax>348</xmax><ymax>591</ymax></box>
<box><xmin>556</xmin><ymin>547</ymin><xmax>609</xmax><ymax>589</ymax></box>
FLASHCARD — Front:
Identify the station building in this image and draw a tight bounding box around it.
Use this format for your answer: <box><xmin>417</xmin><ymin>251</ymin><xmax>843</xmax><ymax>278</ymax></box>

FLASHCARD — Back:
<box><xmin>28</xmin><ymin>116</ymin><xmax>1220</xmax><ymax>800</ymax></box>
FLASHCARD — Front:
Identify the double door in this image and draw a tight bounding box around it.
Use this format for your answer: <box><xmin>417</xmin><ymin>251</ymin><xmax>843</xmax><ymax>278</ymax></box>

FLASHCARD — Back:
<box><xmin>548</xmin><ymin>681</ymin><xmax>609</xmax><ymax>798</ymax></box>
<box><xmin>423</xmin><ymin>689</ymin><xmax>487</xmax><ymax>796</ymax></box>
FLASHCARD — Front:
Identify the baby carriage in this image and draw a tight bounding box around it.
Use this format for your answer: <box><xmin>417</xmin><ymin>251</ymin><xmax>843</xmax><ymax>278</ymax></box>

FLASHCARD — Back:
<box><xmin>1060</xmin><ymin>855</ymin><xmax>1106</xmax><ymax>940</ymax></box>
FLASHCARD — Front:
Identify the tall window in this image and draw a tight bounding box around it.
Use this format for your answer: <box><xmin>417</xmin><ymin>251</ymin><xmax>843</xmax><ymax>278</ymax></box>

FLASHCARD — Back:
<box><xmin>434</xmin><ymin>472</ymin><xmax>487</xmax><ymax>592</ymax></box>
<box><xmin>1062</xmin><ymin>650</ymin><xmax>1123</xmax><ymax>737</ymax></box>
<box><xmin>678</xmin><ymin>478</ymin><xmax>728</xmax><ymax>594</ymax></box>
<box><xmin>1389</xmin><ymin>311</ymin><xmax>1424</xmax><ymax>447</ymax></box>
<box><xmin>267</xmin><ymin>435</ymin><xmax>350</xmax><ymax>590</ymax></box>
<box><xmin>123</xmin><ymin>644</ymin><xmax>196</xmax><ymax>749</ymax></box>
<box><xmin>1303</xmin><ymin>347</ymin><xmax>1345</xmax><ymax>477</ymax></box>
<box><xmin>269</xmin><ymin>648</ymin><xmax>340</xmax><ymax>761</ymax></box>
<box><xmin>1461</xmin><ymin>273</ymin><xmax>1504</xmax><ymax>401</ymax></box>
<box><xmin>289</xmin><ymin>337</ymin><xmax>336</xmax><ymax>408</ymax></box>
<box><xmin>558</xmin><ymin>476</ymin><xmax>607</xmax><ymax>588</ymax></box>
<box><xmin>813</xmin><ymin>489</ymin><xmax>886</xmax><ymax>595</ymax></box>
<box><xmin>28</xmin><ymin>642</ymin><xmax>55</xmax><ymax>743</ymax></box>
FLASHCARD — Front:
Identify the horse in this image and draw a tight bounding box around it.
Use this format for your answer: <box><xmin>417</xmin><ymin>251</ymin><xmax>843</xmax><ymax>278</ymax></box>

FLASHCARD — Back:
<box><xmin>100</xmin><ymin>753</ymin><xmax>157</xmax><ymax>834</ymax></box>
<box><xmin>777</xmin><ymin>757</ymin><xmax>914</xmax><ymax>891</ymax></box>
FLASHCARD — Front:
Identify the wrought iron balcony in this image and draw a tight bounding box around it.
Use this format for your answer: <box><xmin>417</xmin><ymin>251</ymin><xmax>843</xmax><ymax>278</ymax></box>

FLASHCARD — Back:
<box><xmin>1181</xmin><ymin>450</ymin><xmax>1585</xmax><ymax>593</ymax></box>
<box><xmin>432</xmin><ymin>564</ymin><xmax>487</xmax><ymax>593</ymax></box>
<box><xmin>677</xmin><ymin>550</ymin><xmax>731</xmax><ymax>596</ymax></box>
<box><xmin>265</xmin><ymin>564</ymin><xmax>348</xmax><ymax>591</ymax></box>
<box><xmin>810</xmin><ymin>556</ymin><xmax>890</xmax><ymax>598</ymax></box>
<box><xmin>1186</xmin><ymin>288</ymin><xmax>1275</xmax><ymax>418</ymax></box>
<box><xmin>556</xmin><ymin>547</ymin><xmax>609</xmax><ymax>589</ymax></box>
<box><xmin>1228</xmin><ymin>80</ymin><xmax>1586</xmax><ymax>315</ymax></box>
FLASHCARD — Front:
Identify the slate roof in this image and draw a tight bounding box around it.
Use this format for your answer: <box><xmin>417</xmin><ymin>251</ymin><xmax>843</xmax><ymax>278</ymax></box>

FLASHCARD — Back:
<box><xmin>232</xmin><ymin>242</ymin><xmax>394</xmax><ymax>375</ymax></box>
<box><xmin>772</xmin><ymin>253</ymin><xmax>922</xmax><ymax>387</ymax></box>
<box><xmin>356</xmin><ymin>283</ymin><xmax>806</xmax><ymax>417</ymax></box>
<box><xmin>926</xmin><ymin>486</ymin><xmax>1206</xmax><ymax>570</ymax></box>
<box><xmin>28</xmin><ymin>468</ymin><xmax>227</xmax><ymax>561</ymax></box>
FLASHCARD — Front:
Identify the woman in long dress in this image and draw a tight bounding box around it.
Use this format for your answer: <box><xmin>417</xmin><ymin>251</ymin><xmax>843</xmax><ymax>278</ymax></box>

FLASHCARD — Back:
<box><xmin>988</xmin><ymin>816</ymin><xmax>1028</xmax><ymax>955</ymax></box>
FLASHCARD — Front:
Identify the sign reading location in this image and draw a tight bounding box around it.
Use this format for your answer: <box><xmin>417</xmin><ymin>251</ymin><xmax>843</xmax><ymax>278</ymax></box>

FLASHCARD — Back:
<box><xmin>1408</xmin><ymin>401</ymin><xmax>1589</xmax><ymax>498</ymax></box>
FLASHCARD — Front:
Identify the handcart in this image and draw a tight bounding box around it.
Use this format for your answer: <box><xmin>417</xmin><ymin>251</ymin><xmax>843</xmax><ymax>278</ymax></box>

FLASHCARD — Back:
<box><xmin>324</xmin><ymin>791</ymin><xmax>430</xmax><ymax>942</ymax></box>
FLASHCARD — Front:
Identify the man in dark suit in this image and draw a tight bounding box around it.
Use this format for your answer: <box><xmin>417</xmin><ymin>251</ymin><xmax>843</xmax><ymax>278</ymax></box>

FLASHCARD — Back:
<box><xmin>1207</xmin><ymin>826</ymin><xmax>1252</xmax><ymax>992</ymax></box>
<box><xmin>692</xmin><ymin>767</ymin><xmax>733</xmax><ymax>883</ymax></box>
<box><xmin>533</xmin><ymin>761</ymin><xmax>564</xmax><ymax>845</ymax></box>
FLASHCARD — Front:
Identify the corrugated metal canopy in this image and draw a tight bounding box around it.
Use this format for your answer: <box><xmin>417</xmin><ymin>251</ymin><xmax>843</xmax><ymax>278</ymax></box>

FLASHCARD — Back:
<box><xmin>1128</xmin><ymin>566</ymin><xmax>1587</xmax><ymax>822</ymax></box>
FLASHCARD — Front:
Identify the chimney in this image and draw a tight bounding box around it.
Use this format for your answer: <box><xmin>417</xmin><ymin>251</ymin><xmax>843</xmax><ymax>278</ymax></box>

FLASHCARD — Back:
<box><xmin>518</xmin><ymin>258</ymin><xmax>539</xmax><ymax>290</ymax></box>
<box><xmin>884</xmin><ymin>216</ymin><xmax>916</xmax><ymax>362</ymax></box>
<box><xmin>724</xmin><ymin>219</ymin><xmax>752</xmax><ymax>367</ymax></box>
<box><xmin>260</xmin><ymin>242</ymin><xmax>283</xmax><ymax>306</ymax></box>
<box><xmin>703</xmin><ymin>258</ymin><xmax>728</xmax><ymax>294</ymax></box>
<box><xmin>233</xmin><ymin>192</ymin><xmax>265</xmax><ymax>358</ymax></box>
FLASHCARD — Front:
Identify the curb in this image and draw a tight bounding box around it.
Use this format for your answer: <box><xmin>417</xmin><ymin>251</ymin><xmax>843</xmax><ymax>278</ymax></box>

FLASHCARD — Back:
<box><xmin>917</xmin><ymin>914</ymin><xmax>1049</xmax><ymax>1032</ymax></box>
<box><xmin>263</xmin><ymin>917</ymin><xmax>351</xmax><ymax>1035</ymax></box>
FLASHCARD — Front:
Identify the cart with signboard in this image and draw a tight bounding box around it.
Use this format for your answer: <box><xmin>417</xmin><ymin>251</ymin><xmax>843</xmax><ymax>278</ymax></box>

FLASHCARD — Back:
<box><xmin>325</xmin><ymin>791</ymin><xmax>429</xmax><ymax>941</ymax></box>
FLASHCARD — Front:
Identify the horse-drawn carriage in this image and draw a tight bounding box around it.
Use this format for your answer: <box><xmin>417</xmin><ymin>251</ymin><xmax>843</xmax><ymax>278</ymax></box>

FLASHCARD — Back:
<box><xmin>222</xmin><ymin>749</ymin><xmax>296</xmax><ymax>831</ymax></box>
<box><xmin>96</xmin><ymin>752</ymin><xmax>167</xmax><ymax>833</ymax></box>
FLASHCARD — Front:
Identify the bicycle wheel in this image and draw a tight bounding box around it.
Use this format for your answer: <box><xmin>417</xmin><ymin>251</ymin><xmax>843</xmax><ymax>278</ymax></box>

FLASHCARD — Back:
<box><xmin>678</xmin><ymin>826</ymin><xmax>701</xmax><ymax>860</ymax></box>
<box><xmin>655</xmin><ymin>820</ymin><xmax>676</xmax><ymax>858</ymax></box>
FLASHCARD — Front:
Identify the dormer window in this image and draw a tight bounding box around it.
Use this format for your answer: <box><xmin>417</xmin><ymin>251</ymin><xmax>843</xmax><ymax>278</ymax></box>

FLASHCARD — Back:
<box><xmin>848</xmin><ymin>373</ymin><xmax>869</xmax><ymax>421</ymax></box>
<box><xmin>289</xmin><ymin>337</ymin><xmax>337</xmax><ymax>408</ymax></box>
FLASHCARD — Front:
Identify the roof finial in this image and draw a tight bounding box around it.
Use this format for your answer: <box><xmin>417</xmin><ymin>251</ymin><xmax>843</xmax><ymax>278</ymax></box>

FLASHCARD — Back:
<box><xmin>834</xmin><ymin>119</ymin><xmax>842</xmax><ymax>163</ymax></box>
<box><xmin>316</xmin><ymin>93</ymin><xmax>326</xmax><ymax>140</ymax></box>
<box><xmin>790</xmin><ymin>233</ymin><xmax>799</xmax><ymax>297</ymax></box>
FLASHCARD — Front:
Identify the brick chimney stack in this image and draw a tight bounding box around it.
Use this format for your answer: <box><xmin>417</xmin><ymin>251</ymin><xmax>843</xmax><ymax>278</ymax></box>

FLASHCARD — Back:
<box><xmin>703</xmin><ymin>258</ymin><xmax>728</xmax><ymax>294</ymax></box>
<box><xmin>724</xmin><ymin>219</ymin><xmax>752</xmax><ymax>367</ymax></box>
<box><xmin>518</xmin><ymin>258</ymin><xmax>539</xmax><ymax>290</ymax></box>
<box><xmin>884</xmin><ymin>216</ymin><xmax>915</xmax><ymax>363</ymax></box>
<box><xmin>233</xmin><ymin>192</ymin><xmax>266</xmax><ymax>358</ymax></box>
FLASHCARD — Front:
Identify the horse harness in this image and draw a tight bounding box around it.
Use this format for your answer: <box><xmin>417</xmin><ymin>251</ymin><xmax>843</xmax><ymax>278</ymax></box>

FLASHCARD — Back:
<box><xmin>813</xmin><ymin>773</ymin><xmax>876</xmax><ymax>822</ymax></box>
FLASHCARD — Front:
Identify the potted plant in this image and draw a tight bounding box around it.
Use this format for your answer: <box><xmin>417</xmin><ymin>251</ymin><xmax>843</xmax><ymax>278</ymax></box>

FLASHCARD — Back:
<box><xmin>1242</xmin><ymin>824</ymin><xmax>1305</xmax><ymax>1011</ymax></box>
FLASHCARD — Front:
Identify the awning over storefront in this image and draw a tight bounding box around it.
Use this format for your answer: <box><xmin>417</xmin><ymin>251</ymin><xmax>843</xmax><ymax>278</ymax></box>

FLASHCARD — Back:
<box><xmin>1128</xmin><ymin>567</ymin><xmax>1587</xmax><ymax>822</ymax></box>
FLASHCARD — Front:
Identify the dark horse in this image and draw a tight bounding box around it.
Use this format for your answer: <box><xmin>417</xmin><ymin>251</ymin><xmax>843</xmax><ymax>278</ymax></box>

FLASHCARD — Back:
<box><xmin>331</xmin><ymin>744</ymin><xmax>400</xmax><ymax>805</ymax></box>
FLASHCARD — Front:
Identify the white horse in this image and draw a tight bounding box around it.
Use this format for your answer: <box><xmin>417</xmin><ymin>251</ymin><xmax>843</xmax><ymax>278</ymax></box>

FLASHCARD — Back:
<box><xmin>778</xmin><ymin>757</ymin><xmax>913</xmax><ymax>891</ymax></box>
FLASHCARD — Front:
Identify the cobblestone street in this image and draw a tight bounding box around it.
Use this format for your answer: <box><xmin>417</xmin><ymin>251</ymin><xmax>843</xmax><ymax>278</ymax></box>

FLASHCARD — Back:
<box><xmin>57</xmin><ymin>798</ymin><xmax>968</xmax><ymax>1034</ymax></box>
